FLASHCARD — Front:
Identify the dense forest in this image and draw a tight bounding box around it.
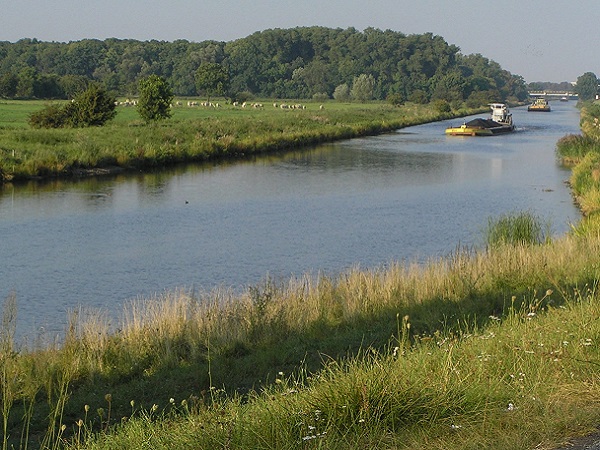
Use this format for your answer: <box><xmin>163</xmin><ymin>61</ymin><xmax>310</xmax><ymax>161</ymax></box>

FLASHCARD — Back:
<box><xmin>0</xmin><ymin>26</ymin><xmax>529</xmax><ymax>104</ymax></box>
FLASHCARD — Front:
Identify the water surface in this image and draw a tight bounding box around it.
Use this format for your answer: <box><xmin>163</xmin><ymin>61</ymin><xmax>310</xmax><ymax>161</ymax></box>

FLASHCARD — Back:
<box><xmin>0</xmin><ymin>102</ymin><xmax>581</xmax><ymax>339</ymax></box>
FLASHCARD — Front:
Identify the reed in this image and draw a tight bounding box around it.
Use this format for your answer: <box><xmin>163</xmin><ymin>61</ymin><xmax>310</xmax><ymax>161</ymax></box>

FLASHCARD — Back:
<box><xmin>556</xmin><ymin>133</ymin><xmax>595</xmax><ymax>165</ymax></box>
<box><xmin>483</xmin><ymin>211</ymin><xmax>551</xmax><ymax>248</ymax></box>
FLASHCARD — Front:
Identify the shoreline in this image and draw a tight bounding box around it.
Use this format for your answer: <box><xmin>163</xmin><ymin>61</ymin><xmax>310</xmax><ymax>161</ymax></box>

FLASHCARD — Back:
<box><xmin>0</xmin><ymin>102</ymin><xmax>490</xmax><ymax>185</ymax></box>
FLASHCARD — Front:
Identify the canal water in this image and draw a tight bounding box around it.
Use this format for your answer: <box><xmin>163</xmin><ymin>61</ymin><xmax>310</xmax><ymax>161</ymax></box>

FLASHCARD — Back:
<box><xmin>0</xmin><ymin>102</ymin><xmax>582</xmax><ymax>340</ymax></box>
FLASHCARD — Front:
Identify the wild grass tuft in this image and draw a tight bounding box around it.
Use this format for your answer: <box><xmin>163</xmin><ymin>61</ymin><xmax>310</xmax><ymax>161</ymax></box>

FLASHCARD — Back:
<box><xmin>484</xmin><ymin>211</ymin><xmax>551</xmax><ymax>248</ymax></box>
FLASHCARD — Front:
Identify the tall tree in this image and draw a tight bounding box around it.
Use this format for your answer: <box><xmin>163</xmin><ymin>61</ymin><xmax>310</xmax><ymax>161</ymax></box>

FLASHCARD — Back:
<box><xmin>195</xmin><ymin>62</ymin><xmax>229</xmax><ymax>101</ymax></box>
<box><xmin>575</xmin><ymin>72</ymin><xmax>599</xmax><ymax>101</ymax></box>
<box><xmin>137</xmin><ymin>75</ymin><xmax>173</xmax><ymax>123</ymax></box>
<box><xmin>0</xmin><ymin>72</ymin><xmax>18</xmax><ymax>98</ymax></box>
<box><xmin>351</xmin><ymin>73</ymin><xmax>375</xmax><ymax>101</ymax></box>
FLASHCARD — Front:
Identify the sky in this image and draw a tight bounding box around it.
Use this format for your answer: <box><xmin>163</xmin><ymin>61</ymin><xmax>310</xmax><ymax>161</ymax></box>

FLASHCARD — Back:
<box><xmin>2</xmin><ymin>0</ymin><xmax>599</xmax><ymax>83</ymax></box>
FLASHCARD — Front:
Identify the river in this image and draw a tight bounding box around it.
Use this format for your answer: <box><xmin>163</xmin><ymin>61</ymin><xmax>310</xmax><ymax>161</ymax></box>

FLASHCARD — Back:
<box><xmin>0</xmin><ymin>102</ymin><xmax>582</xmax><ymax>341</ymax></box>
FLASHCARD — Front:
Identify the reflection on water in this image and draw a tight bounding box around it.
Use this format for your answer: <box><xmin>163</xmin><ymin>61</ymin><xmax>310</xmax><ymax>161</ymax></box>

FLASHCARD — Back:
<box><xmin>0</xmin><ymin>103</ymin><xmax>582</xmax><ymax>339</ymax></box>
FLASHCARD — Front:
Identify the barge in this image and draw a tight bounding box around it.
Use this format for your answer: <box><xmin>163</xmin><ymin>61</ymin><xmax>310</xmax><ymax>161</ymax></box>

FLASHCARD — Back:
<box><xmin>445</xmin><ymin>103</ymin><xmax>515</xmax><ymax>136</ymax></box>
<box><xmin>527</xmin><ymin>97</ymin><xmax>551</xmax><ymax>112</ymax></box>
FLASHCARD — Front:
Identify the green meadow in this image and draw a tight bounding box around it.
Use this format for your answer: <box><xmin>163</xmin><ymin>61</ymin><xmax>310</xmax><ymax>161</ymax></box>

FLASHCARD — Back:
<box><xmin>0</xmin><ymin>99</ymin><xmax>477</xmax><ymax>182</ymax></box>
<box><xmin>2</xmin><ymin>100</ymin><xmax>600</xmax><ymax>450</ymax></box>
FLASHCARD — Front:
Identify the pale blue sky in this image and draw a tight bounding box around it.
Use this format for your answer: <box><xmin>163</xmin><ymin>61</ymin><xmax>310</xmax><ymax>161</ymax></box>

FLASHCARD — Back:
<box><xmin>2</xmin><ymin>0</ymin><xmax>598</xmax><ymax>83</ymax></box>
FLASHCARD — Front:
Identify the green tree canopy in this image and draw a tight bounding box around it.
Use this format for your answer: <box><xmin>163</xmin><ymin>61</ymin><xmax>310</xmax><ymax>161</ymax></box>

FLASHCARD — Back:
<box><xmin>575</xmin><ymin>72</ymin><xmax>599</xmax><ymax>101</ymax></box>
<box><xmin>195</xmin><ymin>63</ymin><xmax>229</xmax><ymax>101</ymax></box>
<box><xmin>351</xmin><ymin>74</ymin><xmax>375</xmax><ymax>101</ymax></box>
<box><xmin>333</xmin><ymin>83</ymin><xmax>350</xmax><ymax>102</ymax></box>
<box><xmin>137</xmin><ymin>75</ymin><xmax>173</xmax><ymax>123</ymax></box>
<box><xmin>0</xmin><ymin>72</ymin><xmax>18</xmax><ymax>98</ymax></box>
<box><xmin>0</xmin><ymin>28</ymin><xmax>529</xmax><ymax>102</ymax></box>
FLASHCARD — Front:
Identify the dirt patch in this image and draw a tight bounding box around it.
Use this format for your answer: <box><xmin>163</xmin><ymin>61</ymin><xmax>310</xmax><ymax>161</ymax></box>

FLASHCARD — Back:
<box><xmin>554</xmin><ymin>430</ymin><xmax>600</xmax><ymax>449</ymax></box>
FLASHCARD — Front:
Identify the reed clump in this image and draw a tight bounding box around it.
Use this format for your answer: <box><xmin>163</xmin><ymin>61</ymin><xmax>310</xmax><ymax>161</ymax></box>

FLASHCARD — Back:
<box><xmin>484</xmin><ymin>211</ymin><xmax>551</xmax><ymax>248</ymax></box>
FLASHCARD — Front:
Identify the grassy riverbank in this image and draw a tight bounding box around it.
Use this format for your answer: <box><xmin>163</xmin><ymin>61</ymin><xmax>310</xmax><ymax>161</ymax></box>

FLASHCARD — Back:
<box><xmin>0</xmin><ymin>100</ymin><xmax>475</xmax><ymax>183</ymax></box>
<box><xmin>2</xmin><ymin>101</ymin><xmax>600</xmax><ymax>450</ymax></box>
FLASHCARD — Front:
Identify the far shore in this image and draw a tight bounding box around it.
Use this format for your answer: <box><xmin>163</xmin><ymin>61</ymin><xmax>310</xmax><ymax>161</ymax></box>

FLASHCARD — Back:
<box><xmin>0</xmin><ymin>100</ymin><xmax>491</xmax><ymax>184</ymax></box>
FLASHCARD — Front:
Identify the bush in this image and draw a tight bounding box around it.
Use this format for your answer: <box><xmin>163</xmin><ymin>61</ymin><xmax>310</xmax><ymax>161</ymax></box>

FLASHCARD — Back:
<box><xmin>232</xmin><ymin>91</ymin><xmax>254</xmax><ymax>103</ymax></box>
<box><xmin>387</xmin><ymin>92</ymin><xmax>405</xmax><ymax>106</ymax></box>
<box><xmin>28</xmin><ymin>84</ymin><xmax>116</xmax><ymax>128</ymax></box>
<box><xmin>312</xmin><ymin>92</ymin><xmax>329</xmax><ymax>102</ymax></box>
<box><xmin>432</xmin><ymin>99</ymin><xmax>451</xmax><ymax>113</ymax></box>
<box><xmin>333</xmin><ymin>84</ymin><xmax>350</xmax><ymax>102</ymax></box>
<box><xmin>66</xmin><ymin>84</ymin><xmax>117</xmax><ymax>126</ymax></box>
<box><xmin>408</xmin><ymin>90</ymin><xmax>428</xmax><ymax>104</ymax></box>
<box><xmin>351</xmin><ymin>74</ymin><xmax>375</xmax><ymax>102</ymax></box>
<box><xmin>28</xmin><ymin>103</ymin><xmax>71</xmax><ymax>128</ymax></box>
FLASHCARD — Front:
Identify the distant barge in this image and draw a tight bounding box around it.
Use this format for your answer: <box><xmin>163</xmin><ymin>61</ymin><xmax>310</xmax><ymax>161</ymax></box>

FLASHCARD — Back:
<box><xmin>445</xmin><ymin>103</ymin><xmax>515</xmax><ymax>136</ymax></box>
<box><xmin>527</xmin><ymin>97</ymin><xmax>551</xmax><ymax>112</ymax></box>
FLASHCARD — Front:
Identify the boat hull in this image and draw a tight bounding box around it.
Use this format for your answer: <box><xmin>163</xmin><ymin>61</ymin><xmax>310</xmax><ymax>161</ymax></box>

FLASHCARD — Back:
<box><xmin>446</xmin><ymin>116</ymin><xmax>514</xmax><ymax>136</ymax></box>
<box><xmin>527</xmin><ymin>106</ymin><xmax>551</xmax><ymax>112</ymax></box>
<box><xmin>445</xmin><ymin>125</ymin><xmax>513</xmax><ymax>136</ymax></box>
<box><xmin>528</xmin><ymin>98</ymin><xmax>551</xmax><ymax>112</ymax></box>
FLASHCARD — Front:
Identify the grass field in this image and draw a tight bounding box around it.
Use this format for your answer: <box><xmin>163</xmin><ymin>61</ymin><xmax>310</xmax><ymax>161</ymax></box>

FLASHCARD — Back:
<box><xmin>0</xmin><ymin>99</ymin><xmax>477</xmax><ymax>182</ymax></box>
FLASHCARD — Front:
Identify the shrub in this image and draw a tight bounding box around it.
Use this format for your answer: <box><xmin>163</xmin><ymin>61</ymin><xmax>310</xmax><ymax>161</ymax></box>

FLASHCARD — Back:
<box><xmin>387</xmin><ymin>92</ymin><xmax>405</xmax><ymax>106</ymax></box>
<box><xmin>408</xmin><ymin>90</ymin><xmax>428</xmax><ymax>104</ymax></box>
<box><xmin>351</xmin><ymin>74</ymin><xmax>375</xmax><ymax>102</ymax></box>
<box><xmin>66</xmin><ymin>83</ymin><xmax>117</xmax><ymax>127</ymax></box>
<box><xmin>312</xmin><ymin>92</ymin><xmax>329</xmax><ymax>102</ymax></box>
<box><xmin>232</xmin><ymin>91</ymin><xmax>254</xmax><ymax>103</ymax></box>
<box><xmin>28</xmin><ymin>103</ymin><xmax>71</xmax><ymax>128</ymax></box>
<box><xmin>432</xmin><ymin>99</ymin><xmax>451</xmax><ymax>113</ymax></box>
<box><xmin>333</xmin><ymin>84</ymin><xmax>350</xmax><ymax>102</ymax></box>
<box><xmin>28</xmin><ymin>84</ymin><xmax>116</xmax><ymax>129</ymax></box>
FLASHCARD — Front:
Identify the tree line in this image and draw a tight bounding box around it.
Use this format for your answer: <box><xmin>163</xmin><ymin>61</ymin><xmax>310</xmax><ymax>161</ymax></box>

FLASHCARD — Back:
<box><xmin>0</xmin><ymin>26</ymin><xmax>529</xmax><ymax>104</ymax></box>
